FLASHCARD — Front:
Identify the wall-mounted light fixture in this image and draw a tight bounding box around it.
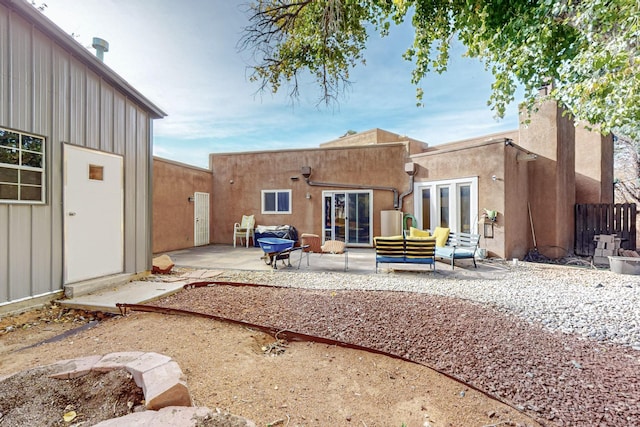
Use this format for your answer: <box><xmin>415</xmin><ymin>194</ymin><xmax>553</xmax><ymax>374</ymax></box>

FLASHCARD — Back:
<box><xmin>187</xmin><ymin>196</ymin><xmax>195</xmax><ymax>202</ymax></box>
<box><xmin>291</xmin><ymin>176</ymin><xmax>299</xmax><ymax>181</ymax></box>
<box><xmin>305</xmin><ymin>192</ymin><xmax>311</xmax><ymax>199</ymax></box>
<box><xmin>492</xmin><ymin>174</ymin><xmax>497</xmax><ymax>181</ymax></box>
<box><xmin>484</xmin><ymin>222</ymin><xmax>494</xmax><ymax>238</ymax></box>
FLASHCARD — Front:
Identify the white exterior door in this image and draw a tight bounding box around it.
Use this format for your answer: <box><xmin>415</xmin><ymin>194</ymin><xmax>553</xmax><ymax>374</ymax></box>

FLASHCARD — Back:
<box><xmin>63</xmin><ymin>145</ymin><xmax>123</xmax><ymax>284</ymax></box>
<box><xmin>194</xmin><ymin>191</ymin><xmax>210</xmax><ymax>246</ymax></box>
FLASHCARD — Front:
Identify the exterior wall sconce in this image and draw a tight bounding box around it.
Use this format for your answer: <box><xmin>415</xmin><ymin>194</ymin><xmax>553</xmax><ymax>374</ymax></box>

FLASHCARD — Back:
<box><xmin>484</xmin><ymin>222</ymin><xmax>494</xmax><ymax>238</ymax></box>
<box><xmin>305</xmin><ymin>192</ymin><xmax>312</xmax><ymax>199</ymax></box>
<box><xmin>187</xmin><ymin>196</ymin><xmax>195</xmax><ymax>202</ymax></box>
<box><xmin>291</xmin><ymin>176</ymin><xmax>299</xmax><ymax>181</ymax></box>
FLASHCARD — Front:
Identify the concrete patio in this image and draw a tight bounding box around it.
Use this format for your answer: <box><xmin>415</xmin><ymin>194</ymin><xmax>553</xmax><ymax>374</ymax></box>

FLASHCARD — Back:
<box><xmin>58</xmin><ymin>244</ymin><xmax>509</xmax><ymax>313</ymax></box>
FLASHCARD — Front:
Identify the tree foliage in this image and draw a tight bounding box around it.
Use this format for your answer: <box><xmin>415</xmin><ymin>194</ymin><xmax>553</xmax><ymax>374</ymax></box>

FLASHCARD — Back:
<box><xmin>240</xmin><ymin>0</ymin><xmax>639</xmax><ymax>136</ymax></box>
<box><xmin>614</xmin><ymin>133</ymin><xmax>640</xmax><ymax>205</ymax></box>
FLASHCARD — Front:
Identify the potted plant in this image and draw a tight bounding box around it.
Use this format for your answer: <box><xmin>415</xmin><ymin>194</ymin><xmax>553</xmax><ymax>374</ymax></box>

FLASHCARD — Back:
<box><xmin>484</xmin><ymin>209</ymin><xmax>498</xmax><ymax>222</ymax></box>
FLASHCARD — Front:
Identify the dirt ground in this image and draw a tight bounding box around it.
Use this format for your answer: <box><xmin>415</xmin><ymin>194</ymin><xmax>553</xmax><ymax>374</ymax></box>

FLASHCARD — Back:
<box><xmin>0</xmin><ymin>303</ymin><xmax>539</xmax><ymax>427</ymax></box>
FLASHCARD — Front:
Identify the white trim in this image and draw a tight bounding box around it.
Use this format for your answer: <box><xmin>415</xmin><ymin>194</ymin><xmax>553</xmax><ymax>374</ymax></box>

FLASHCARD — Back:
<box><xmin>0</xmin><ymin>127</ymin><xmax>46</xmax><ymax>204</ymax></box>
<box><xmin>413</xmin><ymin>177</ymin><xmax>479</xmax><ymax>234</ymax></box>
<box><xmin>261</xmin><ymin>189</ymin><xmax>292</xmax><ymax>214</ymax></box>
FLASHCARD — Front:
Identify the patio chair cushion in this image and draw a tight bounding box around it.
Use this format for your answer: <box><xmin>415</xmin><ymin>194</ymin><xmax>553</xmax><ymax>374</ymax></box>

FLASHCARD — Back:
<box><xmin>433</xmin><ymin>227</ymin><xmax>450</xmax><ymax>247</ymax></box>
<box><xmin>321</xmin><ymin>240</ymin><xmax>346</xmax><ymax>254</ymax></box>
<box><xmin>409</xmin><ymin>227</ymin><xmax>430</xmax><ymax>238</ymax></box>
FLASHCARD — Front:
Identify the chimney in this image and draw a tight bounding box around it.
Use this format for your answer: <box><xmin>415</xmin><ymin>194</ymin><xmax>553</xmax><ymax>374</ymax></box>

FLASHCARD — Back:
<box><xmin>92</xmin><ymin>37</ymin><xmax>109</xmax><ymax>62</ymax></box>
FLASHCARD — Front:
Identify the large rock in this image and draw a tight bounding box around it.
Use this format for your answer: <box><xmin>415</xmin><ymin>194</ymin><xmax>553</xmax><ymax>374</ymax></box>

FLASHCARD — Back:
<box><xmin>152</xmin><ymin>254</ymin><xmax>175</xmax><ymax>274</ymax></box>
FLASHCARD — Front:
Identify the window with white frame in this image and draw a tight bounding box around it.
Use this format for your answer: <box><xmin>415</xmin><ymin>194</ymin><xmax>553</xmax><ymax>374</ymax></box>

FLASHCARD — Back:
<box><xmin>414</xmin><ymin>177</ymin><xmax>478</xmax><ymax>233</ymax></box>
<box><xmin>261</xmin><ymin>189</ymin><xmax>291</xmax><ymax>214</ymax></box>
<box><xmin>0</xmin><ymin>127</ymin><xmax>45</xmax><ymax>203</ymax></box>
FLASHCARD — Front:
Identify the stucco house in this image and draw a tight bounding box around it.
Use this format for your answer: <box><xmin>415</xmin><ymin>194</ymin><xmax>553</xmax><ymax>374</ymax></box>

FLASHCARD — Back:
<box><xmin>152</xmin><ymin>94</ymin><xmax>614</xmax><ymax>260</ymax></box>
<box><xmin>199</xmin><ymin>97</ymin><xmax>612</xmax><ymax>261</ymax></box>
<box><xmin>0</xmin><ymin>0</ymin><xmax>165</xmax><ymax>311</ymax></box>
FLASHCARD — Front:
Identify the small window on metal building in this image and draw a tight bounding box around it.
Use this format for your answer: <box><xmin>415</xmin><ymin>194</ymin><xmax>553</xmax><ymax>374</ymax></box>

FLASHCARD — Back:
<box><xmin>0</xmin><ymin>127</ymin><xmax>45</xmax><ymax>203</ymax></box>
<box><xmin>89</xmin><ymin>164</ymin><xmax>104</xmax><ymax>181</ymax></box>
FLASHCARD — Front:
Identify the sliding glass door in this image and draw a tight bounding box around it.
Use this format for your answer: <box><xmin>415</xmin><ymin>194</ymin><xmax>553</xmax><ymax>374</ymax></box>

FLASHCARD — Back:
<box><xmin>323</xmin><ymin>190</ymin><xmax>372</xmax><ymax>246</ymax></box>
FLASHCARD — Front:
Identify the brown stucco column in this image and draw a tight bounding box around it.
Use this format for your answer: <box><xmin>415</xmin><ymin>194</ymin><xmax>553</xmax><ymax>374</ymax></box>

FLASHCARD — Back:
<box><xmin>575</xmin><ymin>126</ymin><xmax>614</xmax><ymax>204</ymax></box>
<box><xmin>518</xmin><ymin>101</ymin><xmax>576</xmax><ymax>258</ymax></box>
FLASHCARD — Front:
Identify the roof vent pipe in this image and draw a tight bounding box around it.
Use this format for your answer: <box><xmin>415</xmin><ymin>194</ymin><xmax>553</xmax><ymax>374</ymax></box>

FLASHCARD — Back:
<box><xmin>92</xmin><ymin>37</ymin><xmax>109</xmax><ymax>62</ymax></box>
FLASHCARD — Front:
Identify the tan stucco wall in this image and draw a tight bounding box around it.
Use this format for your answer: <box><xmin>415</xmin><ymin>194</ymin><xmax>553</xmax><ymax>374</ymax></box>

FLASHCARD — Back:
<box><xmin>210</xmin><ymin>144</ymin><xmax>412</xmax><ymax>244</ymax></box>
<box><xmin>411</xmin><ymin>132</ymin><xmax>520</xmax><ymax>259</ymax></box>
<box><xmin>320</xmin><ymin>128</ymin><xmax>429</xmax><ymax>153</ymax></box>
<box><xmin>575</xmin><ymin>126</ymin><xmax>614</xmax><ymax>204</ymax></box>
<box><xmin>503</xmin><ymin>141</ymin><xmax>531</xmax><ymax>259</ymax></box>
<box><xmin>153</xmin><ymin>157</ymin><xmax>213</xmax><ymax>253</ymax></box>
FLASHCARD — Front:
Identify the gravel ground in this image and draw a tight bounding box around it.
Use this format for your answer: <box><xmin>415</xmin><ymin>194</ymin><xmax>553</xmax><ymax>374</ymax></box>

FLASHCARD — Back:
<box><xmin>222</xmin><ymin>261</ymin><xmax>640</xmax><ymax>349</ymax></box>
<box><xmin>150</xmin><ymin>261</ymin><xmax>640</xmax><ymax>426</ymax></box>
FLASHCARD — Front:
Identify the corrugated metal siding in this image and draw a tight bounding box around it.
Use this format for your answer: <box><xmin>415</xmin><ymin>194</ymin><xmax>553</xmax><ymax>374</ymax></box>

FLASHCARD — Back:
<box><xmin>0</xmin><ymin>5</ymin><xmax>8</xmax><ymax>124</ymax></box>
<box><xmin>123</xmin><ymin>100</ymin><xmax>137</xmax><ymax>274</ymax></box>
<box><xmin>100</xmin><ymin>86</ymin><xmax>114</xmax><ymax>153</ymax></box>
<box><xmin>69</xmin><ymin>61</ymin><xmax>86</xmax><ymax>148</ymax></box>
<box><xmin>31</xmin><ymin>30</ymin><xmax>54</xmax><ymax>297</ymax></box>
<box><xmin>0</xmin><ymin>2</ymin><xmax>157</xmax><ymax>305</ymax></box>
<box><xmin>50</xmin><ymin>50</ymin><xmax>68</xmax><ymax>292</ymax></box>
<box><xmin>32</xmin><ymin>30</ymin><xmax>51</xmax><ymax>134</ymax></box>
<box><xmin>8</xmin><ymin>206</ymin><xmax>32</xmax><ymax>300</ymax></box>
<box><xmin>113</xmin><ymin>94</ymin><xmax>126</xmax><ymax>155</ymax></box>
<box><xmin>11</xmin><ymin>11</ymin><xmax>31</xmax><ymax>129</ymax></box>
<box><xmin>136</xmin><ymin>108</ymin><xmax>151</xmax><ymax>273</ymax></box>
<box><xmin>86</xmin><ymin>70</ymin><xmax>100</xmax><ymax>150</ymax></box>
<box><xmin>0</xmin><ymin>207</ymin><xmax>8</xmax><ymax>302</ymax></box>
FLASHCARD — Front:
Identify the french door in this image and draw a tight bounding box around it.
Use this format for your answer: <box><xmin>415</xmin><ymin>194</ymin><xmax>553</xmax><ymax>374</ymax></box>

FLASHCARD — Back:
<box><xmin>414</xmin><ymin>177</ymin><xmax>478</xmax><ymax>233</ymax></box>
<box><xmin>323</xmin><ymin>190</ymin><xmax>372</xmax><ymax>246</ymax></box>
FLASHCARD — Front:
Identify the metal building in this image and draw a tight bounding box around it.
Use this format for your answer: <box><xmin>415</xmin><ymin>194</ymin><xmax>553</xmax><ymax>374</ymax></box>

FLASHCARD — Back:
<box><xmin>0</xmin><ymin>0</ymin><xmax>166</xmax><ymax>311</ymax></box>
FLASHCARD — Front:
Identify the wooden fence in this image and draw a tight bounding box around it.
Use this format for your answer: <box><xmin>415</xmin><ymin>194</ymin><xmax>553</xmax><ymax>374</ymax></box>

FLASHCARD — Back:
<box><xmin>575</xmin><ymin>203</ymin><xmax>637</xmax><ymax>256</ymax></box>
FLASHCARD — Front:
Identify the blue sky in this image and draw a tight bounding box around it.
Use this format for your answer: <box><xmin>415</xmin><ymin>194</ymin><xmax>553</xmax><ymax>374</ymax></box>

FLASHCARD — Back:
<box><xmin>42</xmin><ymin>0</ymin><xmax>521</xmax><ymax>168</ymax></box>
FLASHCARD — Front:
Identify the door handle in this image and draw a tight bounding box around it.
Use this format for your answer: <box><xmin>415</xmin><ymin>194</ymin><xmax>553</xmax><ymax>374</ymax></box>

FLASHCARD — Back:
<box><xmin>68</xmin><ymin>212</ymin><xmax>76</xmax><ymax>216</ymax></box>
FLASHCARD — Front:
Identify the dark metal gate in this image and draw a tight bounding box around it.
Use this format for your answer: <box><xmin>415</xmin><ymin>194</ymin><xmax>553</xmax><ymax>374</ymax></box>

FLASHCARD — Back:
<box><xmin>575</xmin><ymin>203</ymin><xmax>637</xmax><ymax>256</ymax></box>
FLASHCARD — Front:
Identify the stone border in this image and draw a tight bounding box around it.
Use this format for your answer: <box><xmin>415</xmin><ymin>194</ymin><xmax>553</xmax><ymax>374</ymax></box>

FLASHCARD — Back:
<box><xmin>6</xmin><ymin>351</ymin><xmax>257</xmax><ymax>427</ymax></box>
<box><xmin>48</xmin><ymin>351</ymin><xmax>191</xmax><ymax>410</ymax></box>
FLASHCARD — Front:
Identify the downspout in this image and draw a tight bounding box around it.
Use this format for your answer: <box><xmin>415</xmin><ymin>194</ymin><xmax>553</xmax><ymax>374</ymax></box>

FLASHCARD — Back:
<box><xmin>398</xmin><ymin>162</ymin><xmax>416</xmax><ymax>211</ymax></box>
